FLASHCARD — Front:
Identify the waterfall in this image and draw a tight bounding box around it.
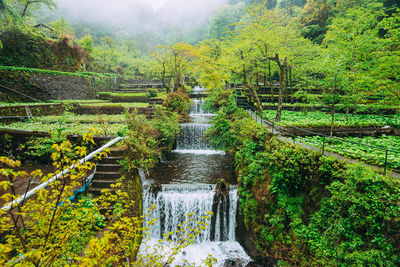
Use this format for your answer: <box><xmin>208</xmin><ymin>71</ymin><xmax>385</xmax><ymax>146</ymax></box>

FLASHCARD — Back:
<box><xmin>191</xmin><ymin>99</ymin><xmax>210</xmax><ymax>115</ymax></box>
<box><xmin>175</xmin><ymin>123</ymin><xmax>213</xmax><ymax>151</ymax></box>
<box><xmin>143</xmin><ymin>184</ymin><xmax>238</xmax><ymax>243</ymax></box>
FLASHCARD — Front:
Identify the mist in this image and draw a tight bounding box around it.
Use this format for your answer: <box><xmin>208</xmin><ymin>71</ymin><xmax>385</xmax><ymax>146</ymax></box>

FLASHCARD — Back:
<box><xmin>49</xmin><ymin>0</ymin><xmax>230</xmax><ymax>46</ymax></box>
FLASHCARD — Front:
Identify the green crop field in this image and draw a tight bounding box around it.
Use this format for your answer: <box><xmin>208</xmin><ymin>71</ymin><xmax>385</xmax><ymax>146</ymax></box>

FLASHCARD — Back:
<box><xmin>263</xmin><ymin>110</ymin><xmax>400</xmax><ymax>128</ymax></box>
<box><xmin>298</xmin><ymin>135</ymin><xmax>400</xmax><ymax>170</ymax></box>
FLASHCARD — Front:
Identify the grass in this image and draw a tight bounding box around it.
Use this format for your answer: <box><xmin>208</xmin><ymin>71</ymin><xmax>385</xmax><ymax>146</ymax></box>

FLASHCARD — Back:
<box><xmin>298</xmin><ymin>135</ymin><xmax>400</xmax><ymax>170</ymax></box>
<box><xmin>263</xmin><ymin>110</ymin><xmax>400</xmax><ymax>128</ymax></box>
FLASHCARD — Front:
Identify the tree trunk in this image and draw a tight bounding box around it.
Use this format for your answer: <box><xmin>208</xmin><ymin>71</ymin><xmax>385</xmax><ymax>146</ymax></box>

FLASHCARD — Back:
<box><xmin>346</xmin><ymin>106</ymin><xmax>349</xmax><ymax>122</ymax></box>
<box><xmin>239</xmin><ymin>51</ymin><xmax>263</xmax><ymax>113</ymax></box>
<box><xmin>275</xmin><ymin>71</ymin><xmax>284</xmax><ymax>122</ymax></box>
<box><xmin>21</xmin><ymin>2</ymin><xmax>29</xmax><ymax>17</ymax></box>
<box><xmin>160</xmin><ymin>62</ymin><xmax>171</xmax><ymax>93</ymax></box>
<box><xmin>274</xmin><ymin>55</ymin><xmax>287</xmax><ymax>122</ymax></box>
<box><xmin>330</xmin><ymin>102</ymin><xmax>335</xmax><ymax>141</ymax></box>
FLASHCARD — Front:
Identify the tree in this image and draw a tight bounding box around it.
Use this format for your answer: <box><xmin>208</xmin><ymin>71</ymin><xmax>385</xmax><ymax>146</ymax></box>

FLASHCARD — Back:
<box><xmin>209</xmin><ymin>2</ymin><xmax>245</xmax><ymax>40</ymax></box>
<box><xmin>79</xmin><ymin>34</ymin><xmax>94</xmax><ymax>54</ymax></box>
<box><xmin>101</xmin><ymin>36</ymin><xmax>115</xmax><ymax>49</ymax></box>
<box><xmin>217</xmin><ymin>5</ymin><xmax>315</xmax><ymax>120</ymax></box>
<box><xmin>49</xmin><ymin>17</ymin><xmax>73</xmax><ymax>39</ymax></box>
<box><xmin>375</xmin><ymin>9</ymin><xmax>400</xmax><ymax>102</ymax></box>
<box><xmin>19</xmin><ymin>0</ymin><xmax>56</xmax><ymax>18</ymax></box>
<box><xmin>322</xmin><ymin>8</ymin><xmax>383</xmax><ymax>122</ymax></box>
<box><xmin>152</xmin><ymin>43</ymin><xmax>195</xmax><ymax>93</ymax></box>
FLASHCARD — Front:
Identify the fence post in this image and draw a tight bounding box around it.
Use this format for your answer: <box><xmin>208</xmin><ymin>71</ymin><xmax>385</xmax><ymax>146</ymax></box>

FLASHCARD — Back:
<box><xmin>384</xmin><ymin>150</ymin><xmax>388</xmax><ymax>175</ymax></box>
<box><xmin>322</xmin><ymin>137</ymin><xmax>325</xmax><ymax>155</ymax></box>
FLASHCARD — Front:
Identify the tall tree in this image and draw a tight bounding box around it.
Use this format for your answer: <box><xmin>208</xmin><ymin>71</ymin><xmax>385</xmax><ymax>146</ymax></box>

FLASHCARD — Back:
<box><xmin>19</xmin><ymin>0</ymin><xmax>56</xmax><ymax>18</ymax></box>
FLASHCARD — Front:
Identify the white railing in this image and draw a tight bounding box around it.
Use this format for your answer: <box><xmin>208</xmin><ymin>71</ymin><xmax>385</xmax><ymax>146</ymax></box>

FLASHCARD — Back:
<box><xmin>1</xmin><ymin>136</ymin><xmax>125</xmax><ymax>212</ymax></box>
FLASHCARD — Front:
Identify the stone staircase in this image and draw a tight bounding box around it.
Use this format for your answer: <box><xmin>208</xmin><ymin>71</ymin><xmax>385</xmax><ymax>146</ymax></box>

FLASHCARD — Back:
<box><xmin>89</xmin><ymin>147</ymin><xmax>125</xmax><ymax>196</ymax></box>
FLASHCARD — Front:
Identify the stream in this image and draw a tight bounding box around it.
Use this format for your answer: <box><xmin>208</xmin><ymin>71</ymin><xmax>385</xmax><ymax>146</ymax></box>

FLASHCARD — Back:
<box><xmin>140</xmin><ymin>98</ymin><xmax>252</xmax><ymax>266</ymax></box>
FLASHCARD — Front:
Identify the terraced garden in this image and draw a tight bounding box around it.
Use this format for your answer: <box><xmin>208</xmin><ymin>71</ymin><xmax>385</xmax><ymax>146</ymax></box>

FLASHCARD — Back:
<box><xmin>298</xmin><ymin>135</ymin><xmax>400</xmax><ymax>170</ymax></box>
<box><xmin>263</xmin><ymin>110</ymin><xmax>400</xmax><ymax>128</ymax></box>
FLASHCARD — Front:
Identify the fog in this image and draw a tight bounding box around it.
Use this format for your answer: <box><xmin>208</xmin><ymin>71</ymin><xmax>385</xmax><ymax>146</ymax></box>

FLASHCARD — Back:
<box><xmin>53</xmin><ymin>0</ymin><xmax>230</xmax><ymax>42</ymax></box>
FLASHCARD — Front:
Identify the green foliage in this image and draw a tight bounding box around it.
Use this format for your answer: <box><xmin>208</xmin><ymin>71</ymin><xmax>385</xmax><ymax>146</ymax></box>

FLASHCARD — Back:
<box><xmin>209</xmin><ymin>2</ymin><xmax>245</xmax><ymax>40</ymax></box>
<box><xmin>0</xmin><ymin>29</ymin><xmax>57</xmax><ymax>69</ymax></box>
<box><xmin>203</xmin><ymin>88</ymin><xmax>234</xmax><ymax>113</ymax></box>
<box><xmin>162</xmin><ymin>91</ymin><xmax>191</xmax><ymax>119</ymax></box>
<box><xmin>78</xmin><ymin>34</ymin><xmax>94</xmax><ymax>53</ymax></box>
<box><xmin>145</xmin><ymin>88</ymin><xmax>158</xmax><ymax>98</ymax></box>
<box><xmin>120</xmin><ymin>110</ymin><xmax>160</xmax><ymax>173</ymax></box>
<box><xmin>306</xmin><ymin>165</ymin><xmax>400</xmax><ymax>266</ymax></box>
<box><xmin>150</xmin><ymin>106</ymin><xmax>181</xmax><ymax>150</ymax></box>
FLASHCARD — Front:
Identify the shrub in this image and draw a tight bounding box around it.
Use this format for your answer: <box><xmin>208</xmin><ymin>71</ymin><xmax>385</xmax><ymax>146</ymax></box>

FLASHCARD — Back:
<box><xmin>163</xmin><ymin>91</ymin><xmax>191</xmax><ymax>119</ymax></box>
<box><xmin>146</xmin><ymin>88</ymin><xmax>158</xmax><ymax>98</ymax></box>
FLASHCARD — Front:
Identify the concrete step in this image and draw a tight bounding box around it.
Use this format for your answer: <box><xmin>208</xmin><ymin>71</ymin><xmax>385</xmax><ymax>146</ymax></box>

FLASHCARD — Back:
<box><xmin>101</xmin><ymin>156</ymin><xmax>122</xmax><ymax>164</ymax></box>
<box><xmin>96</xmin><ymin>163</ymin><xmax>120</xmax><ymax>172</ymax></box>
<box><xmin>89</xmin><ymin>187</ymin><xmax>116</xmax><ymax>196</ymax></box>
<box><xmin>109</xmin><ymin>148</ymin><xmax>126</xmax><ymax>157</ymax></box>
<box><xmin>91</xmin><ymin>178</ymin><xmax>119</xmax><ymax>189</ymax></box>
<box><xmin>93</xmin><ymin>171</ymin><xmax>120</xmax><ymax>180</ymax></box>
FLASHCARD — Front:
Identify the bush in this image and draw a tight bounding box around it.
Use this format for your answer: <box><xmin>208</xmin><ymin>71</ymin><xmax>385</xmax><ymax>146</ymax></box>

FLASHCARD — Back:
<box><xmin>151</xmin><ymin>106</ymin><xmax>181</xmax><ymax>151</ymax></box>
<box><xmin>146</xmin><ymin>88</ymin><xmax>158</xmax><ymax>98</ymax></box>
<box><xmin>163</xmin><ymin>91</ymin><xmax>191</xmax><ymax>119</ymax></box>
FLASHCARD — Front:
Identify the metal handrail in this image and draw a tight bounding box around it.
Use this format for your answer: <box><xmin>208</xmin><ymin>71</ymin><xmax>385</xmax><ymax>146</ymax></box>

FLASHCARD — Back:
<box><xmin>1</xmin><ymin>136</ymin><xmax>125</xmax><ymax>212</ymax></box>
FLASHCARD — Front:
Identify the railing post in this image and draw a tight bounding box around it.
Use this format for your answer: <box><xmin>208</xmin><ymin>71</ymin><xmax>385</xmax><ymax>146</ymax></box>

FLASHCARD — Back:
<box><xmin>272</xmin><ymin>123</ymin><xmax>274</xmax><ymax>134</ymax></box>
<box><xmin>322</xmin><ymin>137</ymin><xmax>325</xmax><ymax>155</ymax></box>
<box><xmin>384</xmin><ymin>150</ymin><xmax>388</xmax><ymax>175</ymax></box>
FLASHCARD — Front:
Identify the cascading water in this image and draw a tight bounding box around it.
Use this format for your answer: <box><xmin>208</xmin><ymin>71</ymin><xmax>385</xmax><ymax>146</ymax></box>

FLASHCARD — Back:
<box><xmin>143</xmin><ymin>184</ymin><xmax>238</xmax><ymax>243</ymax></box>
<box><xmin>140</xmin><ymin>94</ymin><xmax>252</xmax><ymax>266</ymax></box>
<box><xmin>191</xmin><ymin>99</ymin><xmax>211</xmax><ymax>115</ymax></box>
<box><xmin>175</xmin><ymin>123</ymin><xmax>213</xmax><ymax>151</ymax></box>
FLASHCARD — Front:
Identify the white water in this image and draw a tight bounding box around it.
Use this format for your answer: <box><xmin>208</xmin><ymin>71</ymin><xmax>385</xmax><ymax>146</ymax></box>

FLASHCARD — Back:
<box><xmin>173</xmin><ymin>149</ymin><xmax>225</xmax><ymax>155</ymax></box>
<box><xmin>175</xmin><ymin>123</ymin><xmax>214</xmax><ymax>151</ymax></box>
<box><xmin>191</xmin><ymin>99</ymin><xmax>211</xmax><ymax>115</ymax></box>
<box><xmin>142</xmin><ymin>185</ymin><xmax>251</xmax><ymax>266</ymax></box>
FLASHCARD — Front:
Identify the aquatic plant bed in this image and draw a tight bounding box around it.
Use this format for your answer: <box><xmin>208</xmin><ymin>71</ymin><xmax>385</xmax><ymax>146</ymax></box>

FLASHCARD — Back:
<box><xmin>49</xmin><ymin>99</ymin><xmax>107</xmax><ymax>105</ymax></box>
<box><xmin>31</xmin><ymin>114</ymin><xmax>126</xmax><ymax>124</ymax></box>
<box><xmin>261</xmin><ymin>103</ymin><xmax>400</xmax><ymax>115</ymax></box>
<box><xmin>80</xmin><ymin>102</ymin><xmax>149</xmax><ymax>108</ymax></box>
<box><xmin>298</xmin><ymin>135</ymin><xmax>400</xmax><ymax>170</ymax></box>
<box><xmin>72</xmin><ymin>104</ymin><xmax>155</xmax><ymax>117</ymax></box>
<box><xmin>263</xmin><ymin>110</ymin><xmax>400</xmax><ymax>128</ymax></box>
<box><xmin>0</xmin><ymin>122</ymin><xmax>125</xmax><ymax>136</ymax></box>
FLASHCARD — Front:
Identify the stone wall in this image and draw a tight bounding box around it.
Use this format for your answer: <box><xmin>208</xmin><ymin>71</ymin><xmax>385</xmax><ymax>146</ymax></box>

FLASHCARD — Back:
<box><xmin>0</xmin><ymin>70</ymin><xmax>119</xmax><ymax>101</ymax></box>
